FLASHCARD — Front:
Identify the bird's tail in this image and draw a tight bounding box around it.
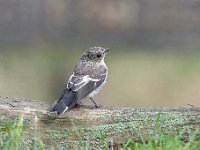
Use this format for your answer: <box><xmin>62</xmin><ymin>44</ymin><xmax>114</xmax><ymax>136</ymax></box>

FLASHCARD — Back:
<box><xmin>50</xmin><ymin>90</ymin><xmax>76</xmax><ymax>115</ymax></box>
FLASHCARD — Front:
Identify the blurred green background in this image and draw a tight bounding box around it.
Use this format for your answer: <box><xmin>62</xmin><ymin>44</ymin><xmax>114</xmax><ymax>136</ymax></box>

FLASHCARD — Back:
<box><xmin>0</xmin><ymin>0</ymin><xmax>200</xmax><ymax>107</ymax></box>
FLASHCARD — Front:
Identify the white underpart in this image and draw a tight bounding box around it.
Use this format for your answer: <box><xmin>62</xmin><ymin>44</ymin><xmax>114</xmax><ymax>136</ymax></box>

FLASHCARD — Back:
<box><xmin>88</xmin><ymin>58</ymin><xmax>108</xmax><ymax>98</ymax></box>
<box><xmin>99</xmin><ymin>56</ymin><xmax>106</xmax><ymax>66</ymax></box>
<box><xmin>87</xmin><ymin>79</ymin><xmax>106</xmax><ymax>98</ymax></box>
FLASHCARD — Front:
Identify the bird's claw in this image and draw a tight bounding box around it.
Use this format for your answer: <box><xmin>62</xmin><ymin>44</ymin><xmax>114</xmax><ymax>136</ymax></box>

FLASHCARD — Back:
<box><xmin>74</xmin><ymin>102</ymin><xmax>82</xmax><ymax>108</ymax></box>
<box><xmin>94</xmin><ymin>104</ymin><xmax>103</xmax><ymax>108</ymax></box>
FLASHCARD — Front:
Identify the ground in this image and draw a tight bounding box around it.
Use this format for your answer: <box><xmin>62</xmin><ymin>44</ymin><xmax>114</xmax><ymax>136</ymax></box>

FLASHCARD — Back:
<box><xmin>0</xmin><ymin>96</ymin><xmax>200</xmax><ymax>149</ymax></box>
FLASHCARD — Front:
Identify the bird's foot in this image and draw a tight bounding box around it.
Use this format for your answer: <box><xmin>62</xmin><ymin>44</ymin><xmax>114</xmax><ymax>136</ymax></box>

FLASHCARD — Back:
<box><xmin>94</xmin><ymin>104</ymin><xmax>103</xmax><ymax>109</ymax></box>
<box><xmin>74</xmin><ymin>102</ymin><xmax>83</xmax><ymax>108</ymax></box>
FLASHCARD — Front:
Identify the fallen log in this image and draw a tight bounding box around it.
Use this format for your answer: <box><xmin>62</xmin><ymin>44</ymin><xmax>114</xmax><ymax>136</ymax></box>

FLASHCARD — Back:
<box><xmin>0</xmin><ymin>96</ymin><xmax>200</xmax><ymax>149</ymax></box>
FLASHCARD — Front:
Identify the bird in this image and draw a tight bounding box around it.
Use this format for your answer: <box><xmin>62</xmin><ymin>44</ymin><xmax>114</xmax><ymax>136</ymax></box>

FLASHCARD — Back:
<box><xmin>50</xmin><ymin>47</ymin><xmax>110</xmax><ymax>115</ymax></box>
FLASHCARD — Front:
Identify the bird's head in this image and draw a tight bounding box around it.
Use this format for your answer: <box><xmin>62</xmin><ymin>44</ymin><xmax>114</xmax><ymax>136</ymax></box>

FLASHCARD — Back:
<box><xmin>81</xmin><ymin>47</ymin><xmax>110</xmax><ymax>62</ymax></box>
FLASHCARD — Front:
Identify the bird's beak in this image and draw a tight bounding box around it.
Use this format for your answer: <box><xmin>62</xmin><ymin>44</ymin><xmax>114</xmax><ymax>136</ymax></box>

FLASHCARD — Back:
<box><xmin>104</xmin><ymin>48</ymin><xmax>110</xmax><ymax>54</ymax></box>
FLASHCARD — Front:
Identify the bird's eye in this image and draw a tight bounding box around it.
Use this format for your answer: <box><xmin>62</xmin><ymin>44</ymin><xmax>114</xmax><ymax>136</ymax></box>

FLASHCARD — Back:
<box><xmin>96</xmin><ymin>53</ymin><xmax>102</xmax><ymax>58</ymax></box>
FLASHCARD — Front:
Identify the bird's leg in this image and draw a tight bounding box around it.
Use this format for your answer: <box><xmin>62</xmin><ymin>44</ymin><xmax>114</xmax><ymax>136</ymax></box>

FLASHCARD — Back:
<box><xmin>74</xmin><ymin>102</ymin><xmax>82</xmax><ymax>108</ymax></box>
<box><xmin>89</xmin><ymin>97</ymin><xmax>100</xmax><ymax>108</ymax></box>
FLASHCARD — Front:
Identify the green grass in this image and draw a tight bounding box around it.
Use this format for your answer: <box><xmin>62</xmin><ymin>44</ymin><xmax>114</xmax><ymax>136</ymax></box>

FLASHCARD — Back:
<box><xmin>0</xmin><ymin>115</ymin><xmax>45</xmax><ymax>150</ymax></box>
<box><xmin>0</xmin><ymin>115</ymin><xmax>24</xmax><ymax>149</ymax></box>
<box><xmin>123</xmin><ymin>131</ymin><xmax>200</xmax><ymax>150</ymax></box>
<box><xmin>0</xmin><ymin>114</ymin><xmax>199</xmax><ymax>150</ymax></box>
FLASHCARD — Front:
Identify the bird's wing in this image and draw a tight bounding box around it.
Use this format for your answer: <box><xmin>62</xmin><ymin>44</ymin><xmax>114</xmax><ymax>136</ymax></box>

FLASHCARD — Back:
<box><xmin>67</xmin><ymin>73</ymin><xmax>106</xmax><ymax>101</ymax></box>
<box><xmin>51</xmin><ymin>73</ymin><xmax>106</xmax><ymax>115</ymax></box>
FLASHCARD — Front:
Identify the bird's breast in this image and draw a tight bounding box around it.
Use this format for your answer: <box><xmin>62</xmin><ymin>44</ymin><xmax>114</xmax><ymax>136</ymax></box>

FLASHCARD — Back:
<box><xmin>75</xmin><ymin>61</ymin><xmax>107</xmax><ymax>77</ymax></box>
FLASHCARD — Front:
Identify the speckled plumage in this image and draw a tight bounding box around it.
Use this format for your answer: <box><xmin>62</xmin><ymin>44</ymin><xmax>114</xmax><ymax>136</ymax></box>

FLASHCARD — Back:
<box><xmin>51</xmin><ymin>47</ymin><xmax>110</xmax><ymax>115</ymax></box>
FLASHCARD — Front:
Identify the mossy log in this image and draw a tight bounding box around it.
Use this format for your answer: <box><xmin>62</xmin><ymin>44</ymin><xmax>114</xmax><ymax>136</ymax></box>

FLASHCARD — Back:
<box><xmin>0</xmin><ymin>96</ymin><xmax>200</xmax><ymax>148</ymax></box>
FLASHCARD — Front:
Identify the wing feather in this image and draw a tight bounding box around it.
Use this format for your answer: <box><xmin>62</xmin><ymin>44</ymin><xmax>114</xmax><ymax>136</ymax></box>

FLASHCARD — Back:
<box><xmin>53</xmin><ymin>73</ymin><xmax>106</xmax><ymax>113</ymax></box>
<box><xmin>66</xmin><ymin>73</ymin><xmax>106</xmax><ymax>106</ymax></box>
